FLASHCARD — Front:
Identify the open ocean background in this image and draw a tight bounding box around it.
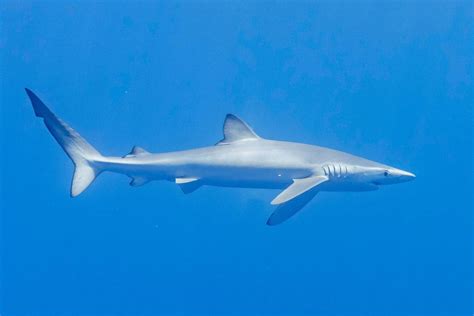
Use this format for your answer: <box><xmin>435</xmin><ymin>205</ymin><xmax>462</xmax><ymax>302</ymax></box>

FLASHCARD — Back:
<box><xmin>1</xmin><ymin>2</ymin><xmax>472</xmax><ymax>315</ymax></box>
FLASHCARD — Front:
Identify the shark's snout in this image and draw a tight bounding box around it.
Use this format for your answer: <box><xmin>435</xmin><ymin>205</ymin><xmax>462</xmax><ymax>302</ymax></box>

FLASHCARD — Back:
<box><xmin>391</xmin><ymin>169</ymin><xmax>416</xmax><ymax>183</ymax></box>
<box><xmin>372</xmin><ymin>167</ymin><xmax>416</xmax><ymax>185</ymax></box>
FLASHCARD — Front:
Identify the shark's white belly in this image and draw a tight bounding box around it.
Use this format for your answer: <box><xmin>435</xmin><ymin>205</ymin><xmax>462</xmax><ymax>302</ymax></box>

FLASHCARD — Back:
<box><xmin>102</xmin><ymin>157</ymin><xmax>312</xmax><ymax>189</ymax></box>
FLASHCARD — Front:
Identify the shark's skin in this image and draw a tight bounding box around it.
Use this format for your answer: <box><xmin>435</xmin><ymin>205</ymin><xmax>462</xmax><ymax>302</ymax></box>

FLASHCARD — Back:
<box><xmin>26</xmin><ymin>89</ymin><xmax>415</xmax><ymax>225</ymax></box>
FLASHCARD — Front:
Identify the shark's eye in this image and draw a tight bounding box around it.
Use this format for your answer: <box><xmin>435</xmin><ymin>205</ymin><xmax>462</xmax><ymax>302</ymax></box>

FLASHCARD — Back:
<box><xmin>384</xmin><ymin>171</ymin><xmax>389</xmax><ymax>177</ymax></box>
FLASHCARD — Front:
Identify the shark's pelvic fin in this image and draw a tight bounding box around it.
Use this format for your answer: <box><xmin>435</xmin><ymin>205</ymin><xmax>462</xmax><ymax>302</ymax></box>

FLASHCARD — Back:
<box><xmin>271</xmin><ymin>175</ymin><xmax>328</xmax><ymax>205</ymax></box>
<box><xmin>176</xmin><ymin>177</ymin><xmax>201</xmax><ymax>194</ymax></box>
<box><xmin>124</xmin><ymin>146</ymin><xmax>150</xmax><ymax>158</ymax></box>
<box><xmin>25</xmin><ymin>88</ymin><xmax>104</xmax><ymax>197</ymax></box>
<box><xmin>129</xmin><ymin>177</ymin><xmax>150</xmax><ymax>187</ymax></box>
<box><xmin>216</xmin><ymin>114</ymin><xmax>261</xmax><ymax>145</ymax></box>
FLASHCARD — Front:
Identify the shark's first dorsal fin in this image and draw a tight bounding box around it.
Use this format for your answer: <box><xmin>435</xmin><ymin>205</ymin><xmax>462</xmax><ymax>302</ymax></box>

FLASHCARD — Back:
<box><xmin>216</xmin><ymin>114</ymin><xmax>260</xmax><ymax>145</ymax></box>
<box><xmin>123</xmin><ymin>146</ymin><xmax>150</xmax><ymax>158</ymax></box>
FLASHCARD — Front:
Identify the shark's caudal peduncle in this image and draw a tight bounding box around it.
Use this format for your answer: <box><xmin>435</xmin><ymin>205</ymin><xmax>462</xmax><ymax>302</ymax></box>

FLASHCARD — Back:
<box><xmin>26</xmin><ymin>89</ymin><xmax>415</xmax><ymax>225</ymax></box>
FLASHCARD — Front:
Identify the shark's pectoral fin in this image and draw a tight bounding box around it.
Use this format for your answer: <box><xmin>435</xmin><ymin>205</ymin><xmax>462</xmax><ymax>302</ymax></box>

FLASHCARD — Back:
<box><xmin>176</xmin><ymin>177</ymin><xmax>201</xmax><ymax>194</ymax></box>
<box><xmin>267</xmin><ymin>188</ymin><xmax>319</xmax><ymax>226</ymax></box>
<box><xmin>271</xmin><ymin>175</ymin><xmax>328</xmax><ymax>205</ymax></box>
<box><xmin>267</xmin><ymin>176</ymin><xmax>328</xmax><ymax>225</ymax></box>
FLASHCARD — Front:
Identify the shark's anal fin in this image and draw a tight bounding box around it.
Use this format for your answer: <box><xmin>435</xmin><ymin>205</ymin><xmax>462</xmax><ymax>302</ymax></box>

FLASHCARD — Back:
<box><xmin>176</xmin><ymin>177</ymin><xmax>201</xmax><ymax>194</ymax></box>
<box><xmin>130</xmin><ymin>177</ymin><xmax>150</xmax><ymax>187</ymax></box>
<box><xmin>271</xmin><ymin>175</ymin><xmax>328</xmax><ymax>205</ymax></box>
<box><xmin>216</xmin><ymin>114</ymin><xmax>261</xmax><ymax>145</ymax></box>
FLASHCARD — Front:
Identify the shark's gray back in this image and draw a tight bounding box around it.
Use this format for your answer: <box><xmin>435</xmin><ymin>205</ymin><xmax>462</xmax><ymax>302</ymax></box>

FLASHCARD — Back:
<box><xmin>141</xmin><ymin>139</ymin><xmax>386</xmax><ymax>171</ymax></box>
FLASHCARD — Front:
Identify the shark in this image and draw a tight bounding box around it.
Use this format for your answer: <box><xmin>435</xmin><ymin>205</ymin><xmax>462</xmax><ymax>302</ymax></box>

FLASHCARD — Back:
<box><xmin>26</xmin><ymin>89</ymin><xmax>415</xmax><ymax>225</ymax></box>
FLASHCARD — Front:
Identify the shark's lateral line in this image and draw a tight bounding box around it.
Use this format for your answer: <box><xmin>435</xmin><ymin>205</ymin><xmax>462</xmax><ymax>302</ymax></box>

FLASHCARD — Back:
<box><xmin>26</xmin><ymin>89</ymin><xmax>416</xmax><ymax>225</ymax></box>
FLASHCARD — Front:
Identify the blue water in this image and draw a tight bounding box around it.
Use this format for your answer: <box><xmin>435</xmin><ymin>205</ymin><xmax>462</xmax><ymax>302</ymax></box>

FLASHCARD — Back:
<box><xmin>1</xmin><ymin>2</ymin><xmax>472</xmax><ymax>315</ymax></box>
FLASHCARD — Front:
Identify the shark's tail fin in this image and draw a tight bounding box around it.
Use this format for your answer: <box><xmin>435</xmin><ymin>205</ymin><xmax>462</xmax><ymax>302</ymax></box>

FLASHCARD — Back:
<box><xmin>25</xmin><ymin>88</ymin><xmax>104</xmax><ymax>197</ymax></box>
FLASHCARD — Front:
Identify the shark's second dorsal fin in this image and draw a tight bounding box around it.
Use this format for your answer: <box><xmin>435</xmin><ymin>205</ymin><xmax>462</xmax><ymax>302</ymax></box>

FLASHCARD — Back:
<box><xmin>216</xmin><ymin>114</ymin><xmax>260</xmax><ymax>146</ymax></box>
<box><xmin>123</xmin><ymin>146</ymin><xmax>150</xmax><ymax>158</ymax></box>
